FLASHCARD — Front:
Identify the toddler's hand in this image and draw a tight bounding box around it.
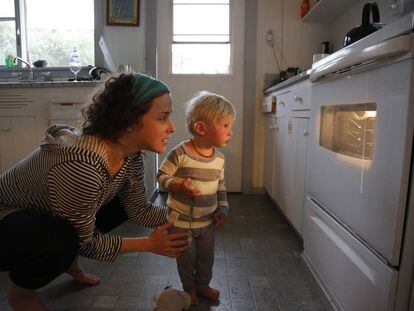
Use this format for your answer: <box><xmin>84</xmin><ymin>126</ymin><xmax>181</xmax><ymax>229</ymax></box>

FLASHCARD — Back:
<box><xmin>171</xmin><ymin>178</ymin><xmax>201</xmax><ymax>197</ymax></box>
<box><xmin>213</xmin><ymin>211</ymin><xmax>226</xmax><ymax>230</ymax></box>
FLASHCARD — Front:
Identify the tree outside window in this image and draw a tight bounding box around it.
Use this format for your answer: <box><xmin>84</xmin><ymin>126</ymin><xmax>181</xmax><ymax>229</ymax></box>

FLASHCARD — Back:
<box><xmin>0</xmin><ymin>0</ymin><xmax>94</xmax><ymax>68</ymax></box>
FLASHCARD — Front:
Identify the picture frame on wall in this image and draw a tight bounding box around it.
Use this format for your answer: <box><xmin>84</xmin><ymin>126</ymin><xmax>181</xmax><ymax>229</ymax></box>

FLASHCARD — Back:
<box><xmin>107</xmin><ymin>0</ymin><xmax>140</xmax><ymax>26</ymax></box>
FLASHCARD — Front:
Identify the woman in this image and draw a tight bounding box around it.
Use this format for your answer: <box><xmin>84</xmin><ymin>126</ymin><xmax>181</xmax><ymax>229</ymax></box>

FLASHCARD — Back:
<box><xmin>0</xmin><ymin>73</ymin><xmax>189</xmax><ymax>311</ymax></box>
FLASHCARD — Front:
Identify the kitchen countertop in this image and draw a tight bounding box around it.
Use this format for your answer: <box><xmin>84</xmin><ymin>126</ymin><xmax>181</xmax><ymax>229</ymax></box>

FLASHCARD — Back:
<box><xmin>0</xmin><ymin>80</ymin><xmax>102</xmax><ymax>88</ymax></box>
<box><xmin>264</xmin><ymin>69</ymin><xmax>311</xmax><ymax>94</ymax></box>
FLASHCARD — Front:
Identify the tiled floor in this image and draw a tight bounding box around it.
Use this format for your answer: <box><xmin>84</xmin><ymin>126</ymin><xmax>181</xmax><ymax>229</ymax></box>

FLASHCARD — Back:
<box><xmin>0</xmin><ymin>194</ymin><xmax>327</xmax><ymax>310</ymax></box>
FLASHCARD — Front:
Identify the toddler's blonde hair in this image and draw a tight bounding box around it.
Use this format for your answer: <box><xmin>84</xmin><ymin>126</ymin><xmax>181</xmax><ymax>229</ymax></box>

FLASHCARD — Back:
<box><xmin>185</xmin><ymin>91</ymin><xmax>235</xmax><ymax>136</ymax></box>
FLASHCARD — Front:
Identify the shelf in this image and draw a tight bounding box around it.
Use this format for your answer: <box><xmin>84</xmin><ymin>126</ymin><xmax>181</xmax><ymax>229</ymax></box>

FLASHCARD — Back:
<box><xmin>302</xmin><ymin>0</ymin><xmax>361</xmax><ymax>23</ymax></box>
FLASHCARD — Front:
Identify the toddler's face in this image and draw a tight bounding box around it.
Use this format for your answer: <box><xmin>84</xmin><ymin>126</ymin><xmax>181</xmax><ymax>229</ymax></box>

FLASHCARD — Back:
<box><xmin>206</xmin><ymin>115</ymin><xmax>234</xmax><ymax>148</ymax></box>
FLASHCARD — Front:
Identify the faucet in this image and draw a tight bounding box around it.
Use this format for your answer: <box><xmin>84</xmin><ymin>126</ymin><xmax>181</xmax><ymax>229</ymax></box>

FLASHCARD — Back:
<box><xmin>13</xmin><ymin>56</ymin><xmax>34</xmax><ymax>80</ymax></box>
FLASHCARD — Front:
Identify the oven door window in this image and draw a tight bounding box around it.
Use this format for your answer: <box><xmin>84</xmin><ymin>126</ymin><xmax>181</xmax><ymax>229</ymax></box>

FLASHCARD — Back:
<box><xmin>320</xmin><ymin>103</ymin><xmax>376</xmax><ymax>160</ymax></box>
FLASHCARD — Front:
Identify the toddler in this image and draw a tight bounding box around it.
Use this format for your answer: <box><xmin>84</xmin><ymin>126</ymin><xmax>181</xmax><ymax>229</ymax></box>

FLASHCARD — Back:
<box><xmin>157</xmin><ymin>91</ymin><xmax>235</xmax><ymax>305</ymax></box>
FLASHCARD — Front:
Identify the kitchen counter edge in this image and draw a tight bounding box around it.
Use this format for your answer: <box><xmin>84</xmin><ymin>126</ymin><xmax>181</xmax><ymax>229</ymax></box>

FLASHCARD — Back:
<box><xmin>0</xmin><ymin>80</ymin><xmax>102</xmax><ymax>88</ymax></box>
<box><xmin>264</xmin><ymin>69</ymin><xmax>311</xmax><ymax>94</ymax></box>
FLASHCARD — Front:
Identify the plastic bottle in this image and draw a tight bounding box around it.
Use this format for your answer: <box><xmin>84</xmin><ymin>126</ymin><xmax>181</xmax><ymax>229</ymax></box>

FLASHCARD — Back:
<box><xmin>69</xmin><ymin>47</ymin><xmax>81</xmax><ymax>80</ymax></box>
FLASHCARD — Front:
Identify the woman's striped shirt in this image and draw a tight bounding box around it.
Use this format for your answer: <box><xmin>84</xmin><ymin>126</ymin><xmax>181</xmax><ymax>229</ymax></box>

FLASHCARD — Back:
<box><xmin>0</xmin><ymin>125</ymin><xmax>168</xmax><ymax>262</ymax></box>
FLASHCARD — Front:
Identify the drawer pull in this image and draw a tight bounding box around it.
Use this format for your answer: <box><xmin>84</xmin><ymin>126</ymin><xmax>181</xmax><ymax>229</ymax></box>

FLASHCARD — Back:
<box><xmin>294</xmin><ymin>95</ymin><xmax>303</xmax><ymax>102</ymax></box>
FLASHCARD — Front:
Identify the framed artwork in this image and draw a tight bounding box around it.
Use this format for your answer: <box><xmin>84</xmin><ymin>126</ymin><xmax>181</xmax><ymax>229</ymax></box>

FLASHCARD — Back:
<box><xmin>107</xmin><ymin>0</ymin><xmax>140</xmax><ymax>26</ymax></box>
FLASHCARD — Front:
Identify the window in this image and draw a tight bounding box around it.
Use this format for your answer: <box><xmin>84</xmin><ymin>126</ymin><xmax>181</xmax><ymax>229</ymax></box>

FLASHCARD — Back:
<box><xmin>0</xmin><ymin>0</ymin><xmax>96</xmax><ymax>68</ymax></box>
<box><xmin>172</xmin><ymin>0</ymin><xmax>230</xmax><ymax>75</ymax></box>
<box><xmin>0</xmin><ymin>0</ymin><xmax>18</xmax><ymax>60</ymax></box>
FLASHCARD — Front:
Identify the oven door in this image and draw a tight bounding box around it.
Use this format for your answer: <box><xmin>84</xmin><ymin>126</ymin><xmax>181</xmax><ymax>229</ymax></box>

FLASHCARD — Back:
<box><xmin>307</xmin><ymin>53</ymin><xmax>414</xmax><ymax>266</ymax></box>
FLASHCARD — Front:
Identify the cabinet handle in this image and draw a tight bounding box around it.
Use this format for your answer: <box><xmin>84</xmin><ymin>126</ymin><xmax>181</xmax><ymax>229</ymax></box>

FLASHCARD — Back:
<box><xmin>279</xmin><ymin>101</ymin><xmax>285</xmax><ymax>107</ymax></box>
<box><xmin>303</xmin><ymin>130</ymin><xmax>309</xmax><ymax>136</ymax></box>
<box><xmin>294</xmin><ymin>95</ymin><xmax>303</xmax><ymax>102</ymax></box>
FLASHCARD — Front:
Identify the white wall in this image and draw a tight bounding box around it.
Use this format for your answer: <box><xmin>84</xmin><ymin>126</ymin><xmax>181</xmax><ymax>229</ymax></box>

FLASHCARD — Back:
<box><xmin>101</xmin><ymin>0</ymin><xmax>147</xmax><ymax>72</ymax></box>
<box><xmin>252</xmin><ymin>0</ymin><xmax>329</xmax><ymax>188</ymax></box>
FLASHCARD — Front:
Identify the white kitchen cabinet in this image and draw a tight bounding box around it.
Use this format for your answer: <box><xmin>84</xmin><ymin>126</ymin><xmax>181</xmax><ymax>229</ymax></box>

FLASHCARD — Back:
<box><xmin>0</xmin><ymin>117</ymin><xmax>40</xmax><ymax>172</ymax></box>
<box><xmin>272</xmin><ymin>117</ymin><xmax>285</xmax><ymax>209</ymax></box>
<box><xmin>272</xmin><ymin>116</ymin><xmax>309</xmax><ymax>235</ymax></box>
<box><xmin>0</xmin><ymin>86</ymin><xmax>96</xmax><ymax>174</ymax></box>
<box><xmin>263</xmin><ymin>116</ymin><xmax>276</xmax><ymax>196</ymax></box>
<box><xmin>264</xmin><ymin>79</ymin><xmax>311</xmax><ymax>236</ymax></box>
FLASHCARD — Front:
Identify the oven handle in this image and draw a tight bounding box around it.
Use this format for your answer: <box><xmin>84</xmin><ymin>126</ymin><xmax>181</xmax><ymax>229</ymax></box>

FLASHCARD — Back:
<box><xmin>310</xmin><ymin>33</ymin><xmax>412</xmax><ymax>82</ymax></box>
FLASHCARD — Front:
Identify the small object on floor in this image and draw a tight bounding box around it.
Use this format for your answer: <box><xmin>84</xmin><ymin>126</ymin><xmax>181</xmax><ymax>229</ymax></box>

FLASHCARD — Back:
<box><xmin>153</xmin><ymin>286</ymin><xmax>191</xmax><ymax>311</ymax></box>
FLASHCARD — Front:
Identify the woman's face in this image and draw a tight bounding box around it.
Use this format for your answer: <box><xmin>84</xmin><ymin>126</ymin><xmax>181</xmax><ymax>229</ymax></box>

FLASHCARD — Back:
<box><xmin>128</xmin><ymin>93</ymin><xmax>175</xmax><ymax>154</ymax></box>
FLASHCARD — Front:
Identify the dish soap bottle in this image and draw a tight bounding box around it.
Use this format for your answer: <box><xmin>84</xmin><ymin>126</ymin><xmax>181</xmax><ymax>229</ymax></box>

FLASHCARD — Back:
<box><xmin>300</xmin><ymin>0</ymin><xmax>310</xmax><ymax>19</ymax></box>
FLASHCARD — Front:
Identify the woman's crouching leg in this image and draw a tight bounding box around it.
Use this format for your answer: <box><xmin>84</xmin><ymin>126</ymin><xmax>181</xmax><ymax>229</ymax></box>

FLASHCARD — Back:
<box><xmin>0</xmin><ymin>210</ymin><xmax>80</xmax><ymax>310</ymax></box>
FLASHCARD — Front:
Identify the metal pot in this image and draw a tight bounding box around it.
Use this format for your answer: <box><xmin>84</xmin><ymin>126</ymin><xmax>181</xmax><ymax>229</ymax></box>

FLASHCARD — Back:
<box><xmin>343</xmin><ymin>2</ymin><xmax>384</xmax><ymax>47</ymax></box>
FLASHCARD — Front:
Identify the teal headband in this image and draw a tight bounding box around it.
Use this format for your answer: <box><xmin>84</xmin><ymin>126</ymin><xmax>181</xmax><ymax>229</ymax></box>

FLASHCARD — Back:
<box><xmin>131</xmin><ymin>73</ymin><xmax>170</xmax><ymax>108</ymax></box>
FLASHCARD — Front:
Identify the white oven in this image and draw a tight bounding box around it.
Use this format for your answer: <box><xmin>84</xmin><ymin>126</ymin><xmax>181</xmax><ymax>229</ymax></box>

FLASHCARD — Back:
<box><xmin>303</xmin><ymin>15</ymin><xmax>414</xmax><ymax>311</ymax></box>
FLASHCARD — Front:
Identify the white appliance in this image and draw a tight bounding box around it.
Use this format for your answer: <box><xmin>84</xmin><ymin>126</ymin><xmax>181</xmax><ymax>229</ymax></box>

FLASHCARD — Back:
<box><xmin>303</xmin><ymin>12</ymin><xmax>414</xmax><ymax>311</ymax></box>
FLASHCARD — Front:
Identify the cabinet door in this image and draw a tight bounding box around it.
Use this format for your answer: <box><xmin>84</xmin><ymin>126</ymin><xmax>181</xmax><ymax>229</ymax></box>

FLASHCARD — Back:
<box><xmin>264</xmin><ymin>117</ymin><xmax>276</xmax><ymax>195</ymax></box>
<box><xmin>283</xmin><ymin>118</ymin><xmax>297</xmax><ymax>217</ymax></box>
<box><xmin>273</xmin><ymin>117</ymin><xmax>309</xmax><ymax>236</ymax></box>
<box><xmin>291</xmin><ymin>118</ymin><xmax>309</xmax><ymax>234</ymax></box>
<box><xmin>0</xmin><ymin>117</ymin><xmax>38</xmax><ymax>173</ymax></box>
<box><xmin>273</xmin><ymin>117</ymin><xmax>285</xmax><ymax>207</ymax></box>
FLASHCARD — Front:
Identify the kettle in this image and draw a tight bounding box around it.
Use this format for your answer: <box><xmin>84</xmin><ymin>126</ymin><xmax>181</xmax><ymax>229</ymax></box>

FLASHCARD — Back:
<box><xmin>343</xmin><ymin>2</ymin><xmax>384</xmax><ymax>47</ymax></box>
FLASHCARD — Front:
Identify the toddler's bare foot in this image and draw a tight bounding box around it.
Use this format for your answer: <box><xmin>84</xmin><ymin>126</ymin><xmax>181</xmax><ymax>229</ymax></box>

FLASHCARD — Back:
<box><xmin>197</xmin><ymin>287</ymin><xmax>220</xmax><ymax>301</ymax></box>
<box><xmin>185</xmin><ymin>287</ymin><xmax>199</xmax><ymax>305</ymax></box>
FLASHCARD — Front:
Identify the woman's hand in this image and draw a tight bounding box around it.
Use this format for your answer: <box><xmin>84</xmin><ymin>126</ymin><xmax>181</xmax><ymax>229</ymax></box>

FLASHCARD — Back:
<box><xmin>170</xmin><ymin>178</ymin><xmax>201</xmax><ymax>197</ymax></box>
<box><xmin>146</xmin><ymin>222</ymin><xmax>189</xmax><ymax>258</ymax></box>
<box><xmin>213</xmin><ymin>211</ymin><xmax>226</xmax><ymax>230</ymax></box>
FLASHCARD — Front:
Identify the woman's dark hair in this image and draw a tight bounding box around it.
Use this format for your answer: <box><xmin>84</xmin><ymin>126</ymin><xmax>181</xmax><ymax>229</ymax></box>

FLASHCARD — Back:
<box><xmin>82</xmin><ymin>74</ymin><xmax>163</xmax><ymax>141</ymax></box>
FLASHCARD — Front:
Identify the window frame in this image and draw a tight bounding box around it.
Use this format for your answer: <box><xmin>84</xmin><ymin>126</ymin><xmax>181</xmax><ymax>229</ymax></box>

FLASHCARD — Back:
<box><xmin>0</xmin><ymin>0</ymin><xmax>103</xmax><ymax>70</ymax></box>
<box><xmin>169</xmin><ymin>0</ymin><xmax>233</xmax><ymax>76</ymax></box>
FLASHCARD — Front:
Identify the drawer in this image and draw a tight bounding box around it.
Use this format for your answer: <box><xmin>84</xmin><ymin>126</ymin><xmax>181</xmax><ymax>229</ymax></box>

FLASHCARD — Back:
<box><xmin>289</xmin><ymin>82</ymin><xmax>310</xmax><ymax>111</ymax></box>
<box><xmin>275</xmin><ymin>90</ymin><xmax>290</xmax><ymax>117</ymax></box>
<box><xmin>302</xmin><ymin>197</ymin><xmax>397</xmax><ymax>311</ymax></box>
